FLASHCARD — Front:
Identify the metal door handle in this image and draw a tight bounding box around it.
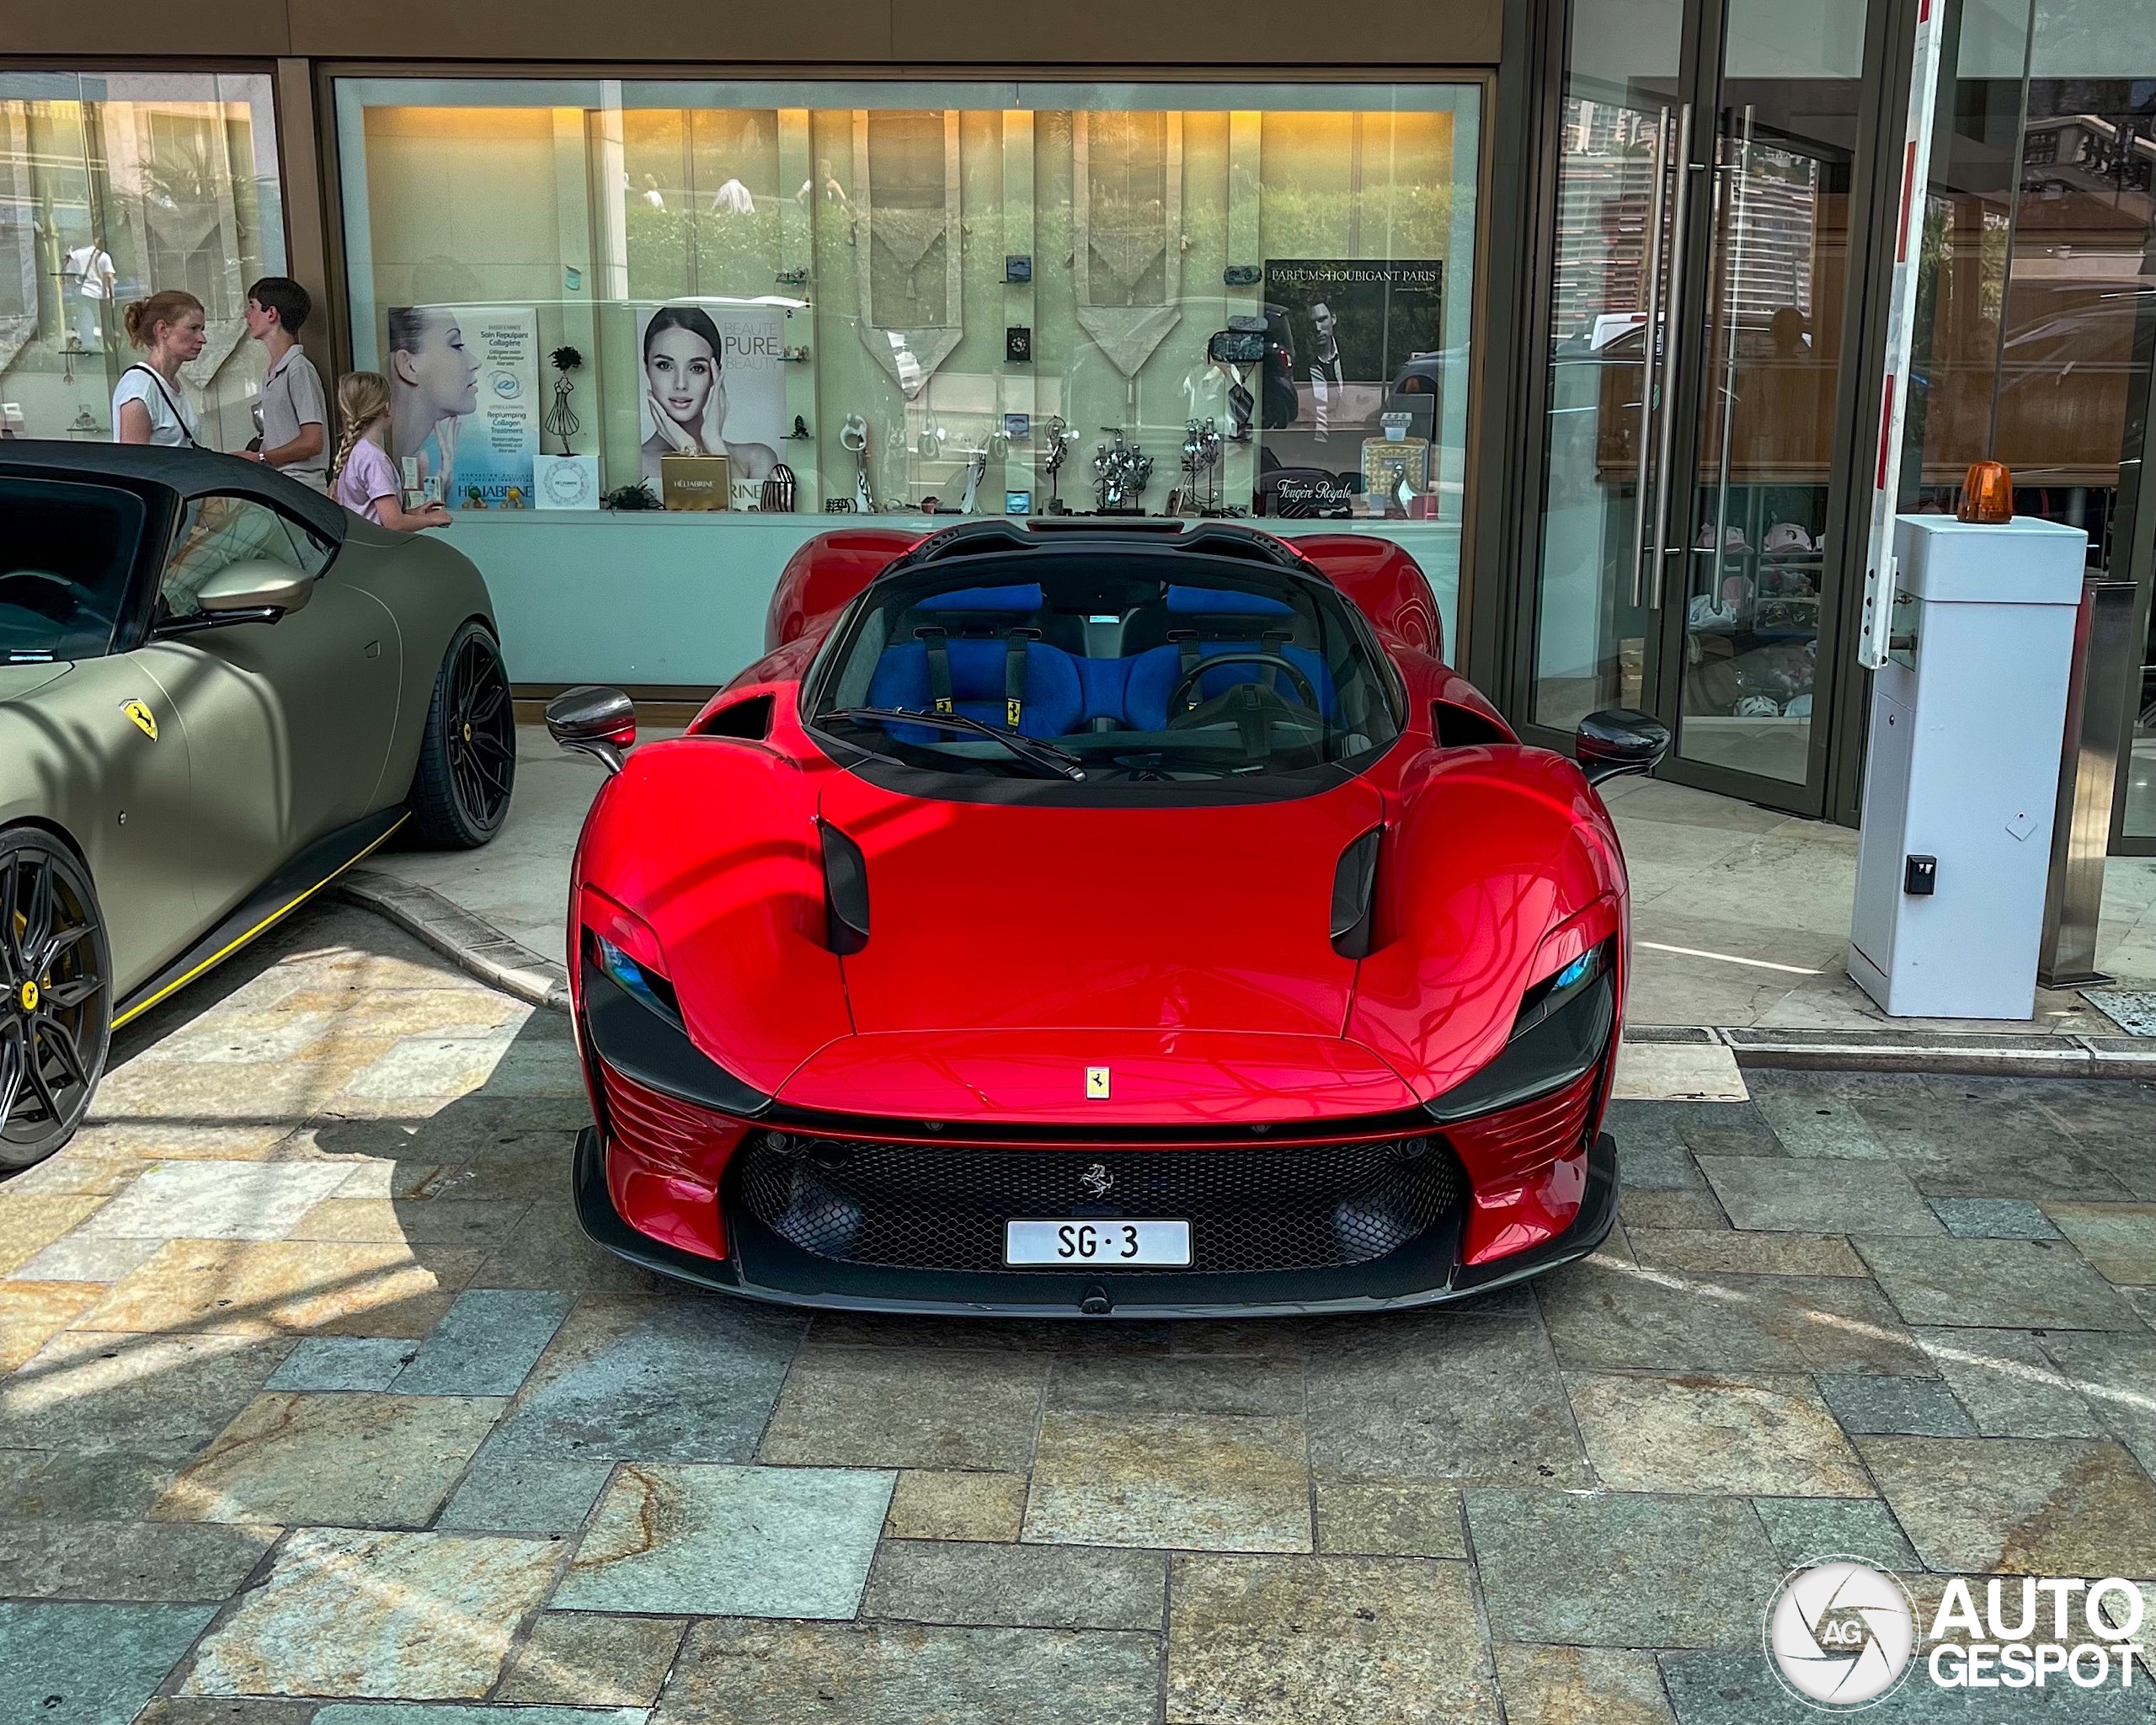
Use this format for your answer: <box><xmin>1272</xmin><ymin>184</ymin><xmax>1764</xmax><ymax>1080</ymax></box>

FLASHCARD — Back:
<box><xmin>1645</xmin><ymin>102</ymin><xmax>1694</xmax><ymax>611</ymax></box>
<box><xmin>1629</xmin><ymin>106</ymin><xmax>1673</xmax><ymax>609</ymax></box>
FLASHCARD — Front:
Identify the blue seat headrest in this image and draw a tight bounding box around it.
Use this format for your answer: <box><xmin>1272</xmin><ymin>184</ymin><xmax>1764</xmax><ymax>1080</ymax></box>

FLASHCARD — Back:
<box><xmin>1165</xmin><ymin>585</ymin><xmax>1295</xmax><ymax>617</ymax></box>
<box><xmin>915</xmin><ymin>583</ymin><xmax>1045</xmax><ymax>613</ymax></box>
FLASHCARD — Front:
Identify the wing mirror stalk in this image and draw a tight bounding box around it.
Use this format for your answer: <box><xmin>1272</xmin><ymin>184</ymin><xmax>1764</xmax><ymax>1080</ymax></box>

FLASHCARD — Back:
<box><xmin>1574</xmin><ymin>708</ymin><xmax>1670</xmax><ymax>787</ymax></box>
<box><xmin>547</xmin><ymin>685</ymin><xmax>637</xmax><ymax>775</ymax></box>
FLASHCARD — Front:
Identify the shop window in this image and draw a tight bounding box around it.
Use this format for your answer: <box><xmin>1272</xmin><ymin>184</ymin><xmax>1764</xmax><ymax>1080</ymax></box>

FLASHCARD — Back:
<box><xmin>0</xmin><ymin>72</ymin><xmax>286</xmax><ymax>452</ymax></box>
<box><xmin>331</xmin><ymin>78</ymin><xmax>1483</xmax><ymax>640</ymax></box>
<box><xmin>1899</xmin><ymin>0</ymin><xmax>2156</xmax><ymax>840</ymax></box>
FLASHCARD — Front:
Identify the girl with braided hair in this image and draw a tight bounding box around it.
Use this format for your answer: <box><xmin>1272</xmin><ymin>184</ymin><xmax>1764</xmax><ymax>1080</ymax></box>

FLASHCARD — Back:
<box><xmin>333</xmin><ymin>371</ymin><xmax>451</xmax><ymax>531</ymax></box>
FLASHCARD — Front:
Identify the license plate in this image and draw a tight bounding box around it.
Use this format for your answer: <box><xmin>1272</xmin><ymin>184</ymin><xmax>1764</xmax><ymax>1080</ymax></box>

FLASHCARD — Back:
<box><xmin>1004</xmin><ymin>1218</ymin><xmax>1192</xmax><ymax>1267</ymax></box>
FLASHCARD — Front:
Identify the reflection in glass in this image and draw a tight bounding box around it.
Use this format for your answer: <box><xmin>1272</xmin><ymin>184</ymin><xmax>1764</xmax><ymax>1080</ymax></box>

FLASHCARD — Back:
<box><xmin>0</xmin><ymin>72</ymin><xmax>284</xmax><ymax>450</ymax></box>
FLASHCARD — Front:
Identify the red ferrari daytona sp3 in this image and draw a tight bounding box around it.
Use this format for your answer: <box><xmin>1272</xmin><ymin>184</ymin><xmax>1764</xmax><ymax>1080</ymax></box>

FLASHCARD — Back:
<box><xmin>552</xmin><ymin>520</ymin><xmax>1668</xmax><ymax>1316</ymax></box>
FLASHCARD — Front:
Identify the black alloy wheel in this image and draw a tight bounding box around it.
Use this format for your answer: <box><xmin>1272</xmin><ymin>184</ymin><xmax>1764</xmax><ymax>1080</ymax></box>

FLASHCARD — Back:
<box><xmin>410</xmin><ymin>620</ymin><xmax>516</xmax><ymax>847</ymax></box>
<box><xmin>0</xmin><ymin>831</ymin><xmax>111</xmax><ymax>1171</ymax></box>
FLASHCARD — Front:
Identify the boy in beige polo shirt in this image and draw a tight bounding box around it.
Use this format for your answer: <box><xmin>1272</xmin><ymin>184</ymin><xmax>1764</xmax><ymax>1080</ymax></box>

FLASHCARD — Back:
<box><xmin>242</xmin><ymin>276</ymin><xmax>329</xmax><ymax>493</ymax></box>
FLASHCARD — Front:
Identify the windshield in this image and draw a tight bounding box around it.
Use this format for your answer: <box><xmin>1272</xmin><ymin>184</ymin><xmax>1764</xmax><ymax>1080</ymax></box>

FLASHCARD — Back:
<box><xmin>805</xmin><ymin>540</ymin><xmax>1401</xmax><ymax>787</ymax></box>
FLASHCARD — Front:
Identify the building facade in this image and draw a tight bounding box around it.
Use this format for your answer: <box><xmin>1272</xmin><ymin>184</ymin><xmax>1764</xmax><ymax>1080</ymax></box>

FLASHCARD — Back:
<box><xmin>6</xmin><ymin>0</ymin><xmax>2153</xmax><ymax>847</ymax></box>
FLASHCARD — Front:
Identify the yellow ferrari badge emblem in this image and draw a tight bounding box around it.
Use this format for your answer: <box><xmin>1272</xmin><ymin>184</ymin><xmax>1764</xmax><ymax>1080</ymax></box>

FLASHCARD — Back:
<box><xmin>121</xmin><ymin>699</ymin><xmax>157</xmax><ymax>741</ymax></box>
<box><xmin>1085</xmin><ymin>1066</ymin><xmax>1111</xmax><ymax>1099</ymax></box>
<box><xmin>17</xmin><ymin>980</ymin><xmax>37</xmax><ymax>1012</ymax></box>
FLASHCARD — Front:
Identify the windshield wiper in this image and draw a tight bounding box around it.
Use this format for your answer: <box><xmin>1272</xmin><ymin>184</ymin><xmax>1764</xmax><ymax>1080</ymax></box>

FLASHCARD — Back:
<box><xmin>822</xmin><ymin>707</ymin><xmax>1086</xmax><ymax>781</ymax></box>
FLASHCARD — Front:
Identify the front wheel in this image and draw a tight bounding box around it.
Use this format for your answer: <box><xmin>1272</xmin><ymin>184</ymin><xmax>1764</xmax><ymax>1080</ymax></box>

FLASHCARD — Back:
<box><xmin>408</xmin><ymin>620</ymin><xmax>516</xmax><ymax>847</ymax></box>
<box><xmin>1</xmin><ymin>830</ymin><xmax>112</xmax><ymax>1172</ymax></box>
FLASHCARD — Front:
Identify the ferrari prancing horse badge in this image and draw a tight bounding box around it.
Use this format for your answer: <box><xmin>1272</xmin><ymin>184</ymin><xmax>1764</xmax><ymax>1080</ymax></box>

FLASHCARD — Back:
<box><xmin>121</xmin><ymin>700</ymin><xmax>157</xmax><ymax>742</ymax></box>
<box><xmin>1085</xmin><ymin>1066</ymin><xmax>1111</xmax><ymax>1099</ymax></box>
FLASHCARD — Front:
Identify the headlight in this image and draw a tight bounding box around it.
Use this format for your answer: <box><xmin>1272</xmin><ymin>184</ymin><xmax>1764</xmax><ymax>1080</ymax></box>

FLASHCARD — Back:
<box><xmin>579</xmin><ymin>887</ymin><xmax>681</xmax><ymax>1025</ymax></box>
<box><xmin>1426</xmin><ymin>939</ymin><xmax>1614</xmax><ymax>1124</ymax></box>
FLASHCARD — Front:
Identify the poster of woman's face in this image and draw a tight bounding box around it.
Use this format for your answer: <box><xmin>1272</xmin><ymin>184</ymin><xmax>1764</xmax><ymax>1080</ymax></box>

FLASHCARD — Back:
<box><xmin>636</xmin><ymin>301</ymin><xmax>787</xmax><ymax>504</ymax></box>
<box><xmin>387</xmin><ymin>306</ymin><xmax>538</xmax><ymax>508</ymax></box>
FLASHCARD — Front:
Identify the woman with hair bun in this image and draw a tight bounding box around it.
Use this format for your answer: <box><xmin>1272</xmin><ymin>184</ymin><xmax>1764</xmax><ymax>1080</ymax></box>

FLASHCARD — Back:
<box><xmin>386</xmin><ymin>306</ymin><xmax>480</xmax><ymax>503</ymax></box>
<box><xmin>638</xmin><ymin>304</ymin><xmax>777</xmax><ymax>497</ymax></box>
<box><xmin>113</xmin><ymin>289</ymin><xmax>206</xmax><ymax>446</ymax></box>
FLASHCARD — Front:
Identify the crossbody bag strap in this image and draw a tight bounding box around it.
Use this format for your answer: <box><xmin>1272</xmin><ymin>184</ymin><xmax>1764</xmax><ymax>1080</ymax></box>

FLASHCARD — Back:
<box><xmin>125</xmin><ymin>364</ymin><xmax>199</xmax><ymax>447</ymax></box>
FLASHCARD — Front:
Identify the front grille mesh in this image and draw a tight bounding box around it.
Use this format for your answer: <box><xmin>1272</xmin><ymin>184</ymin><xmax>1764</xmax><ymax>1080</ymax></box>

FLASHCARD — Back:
<box><xmin>734</xmin><ymin>1132</ymin><xmax>1465</xmax><ymax>1274</ymax></box>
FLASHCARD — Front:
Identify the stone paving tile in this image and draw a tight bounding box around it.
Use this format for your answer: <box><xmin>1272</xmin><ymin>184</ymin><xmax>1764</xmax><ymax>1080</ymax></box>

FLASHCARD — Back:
<box><xmin>263</xmin><ymin>1336</ymin><xmax>417</xmax><ymax>1392</ymax></box>
<box><xmin>2036</xmin><ymin>1329</ymin><xmax>2156</xmax><ymax>1474</ymax></box>
<box><xmin>1313</xmin><ymin>1482</ymin><xmax>1468</xmax><ymax>1557</ymax></box>
<box><xmin>387</xmin><ymin>1287</ymin><xmax>572</xmax><ymax>1396</ymax></box>
<box><xmin>1044</xmin><ymin>1353</ymin><xmax>1302</xmax><ymax>1416</ymax></box>
<box><xmin>1815</xmin><ymin>1371</ymin><xmax>1978</xmax><ymax>1437</ymax></box>
<box><xmin>1751</xmin><ymin>1087</ymin><xmax>1891</xmax><ymax>1159</ymax></box>
<box><xmin>2125</xmin><ymin>1286</ymin><xmax>2156</xmax><ymax>1331</ymax></box>
<box><xmin>74</xmin><ymin>1239</ymin><xmax>482</xmax><ymax>1338</ymax></box>
<box><xmin>77</xmin><ymin>1161</ymin><xmax>353</xmax><ymax>1242</ymax></box>
<box><xmin>1468</xmin><ymin>1488</ymin><xmax>1782</xmax><ymax>1648</ymax></box>
<box><xmin>1911</xmin><ymin>1327</ymin><xmax>2105</xmax><ymax>1438</ymax></box>
<box><xmin>1699</xmin><ymin>1158</ymin><xmax>1940</xmax><ymax>1235</ymax></box>
<box><xmin>314</xmin><ymin>1708</ymin><xmax>645</xmax><ymax>1725</ymax></box>
<box><xmin>885</xmin><ymin>1471</ymin><xmax>1028</xmax><ymax>1542</ymax></box>
<box><xmin>1024</xmin><ymin>1410</ymin><xmax>1311</xmax><ymax>1552</ymax></box>
<box><xmin>0</xmin><ymin>1601</ymin><xmax>216</xmax><ymax>1725</ymax></box>
<box><xmin>0</xmin><ymin>1518</ymin><xmax>275</xmax><ymax>1601</ymax></box>
<box><xmin>1</xmin><ymin>1196</ymin><xmax>110</xmax><ymax>1275</ymax></box>
<box><xmin>153</xmin><ymin>1391</ymin><xmax>503</xmax><ymax>1528</ymax></box>
<box><xmin>1494</xmin><ymin>1642</ymin><xmax>1677</xmax><ymax>1725</ymax></box>
<box><xmin>1858</xmin><ymin>1435</ymin><xmax>2156</xmax><ymax>1575</ymax></box>
<box><xmin>1305</xmin><ymin>1312</ymin><xmax>1588</xmax><ymax>1487</ymax></box>
<box><xmin>0</xmin><ymin>1146</ymin><xmax>149</xmax><ymax>1194</ymax></box>
<box><xmin>435</xmin><ymin>1456</ymin><xmax>614</xmax><ymax>1536</ymax></box>
<box><xmin>13</xmin><ymin>1235</ymin><xmax>167</xmax><ymax>1284</ymax></box>
<box><xmin>1749</xmin><ymin>1496</ymin><xmax>1920</xmax><ymax>1571</ymax></box>
<box><xmin>181</xmin><ymin>1526</ymin><xmax>559</xmax><ymax>1699</ymax></box>
<box><xmin>496</xmin><ymin>1610</ymin><xmax>688</xmax><ymax>1706</ymax></box>
<box><xmin>1855</xmin><ymin>1236</ymin><xmax>2143</xmax><ymax>1330</ymax></box>
<box><xmin>1540</xmin><ymin>1262</ymin><xmax>1928</xmax><ymax>1375</ymax></box>
<box><xmin>759</xmin><ymin>1345</ymin><xmax>1046</xmax><ymax>1472</ymax></box>
<box><xmin>466</xmin><ymin>1201</ymin><xmax>663</xmax><ymax>1292</ymax></box>
<box><xmin>0</xmin><ymin>1449</ymin><xmax>179</xmax><ymax>1520</ymax></box>
<box><xmin>287</xmin><ymin>1197</ymin><xmax>531</xmax><ymax>1247</ymax></box>
<box><xmin>1625</xmin><ymin>1229</ymin><xmax>1868</xmax><ymax>1278</ymax></box>
<box><xmin>555</xmin><ymin>1463</ymin><xmax>894</xmax><ymax>1618</ymax></box>
<box><xmin>0</xmin><ymin>1281</ymin><xmax>103</xmax><ymax>1371</ymax></box>
<box><xmin>863</xmin><ymin>1538</ymin><xmax>1166</xmax><ymax>1630</ymax></box>
<box><xmin>483</xmin><ymin>1295</ymin><xmax>802</xmax><ymax>1465</ymax></box>
<box><xmin>1927</xmin><ymin>1197</ymin><xmax>2061</xmax><ymax>1239</ymax></box>
<box><xmin>1618</xmin><ymin>1188</ymin><xmax>1733</xmax><ymax>1231</ymax></box>
<box><xmin>339</xmin><ymin>1025</ymin><xmax>526</xmax><ymax>1104</ymax></box>
<box><xmin>136</xmin><ymin>1699</ymin><xmax>320</xmax><ymax>1725</ymax></box>
<box><xmin>652</xmin><ymin>1619</ymin><xmax>1161</xmax><ymax>1725</ymax></box>
<box><xmin>1167</xmin><ymin>1553</ymin><xmax>1492</xmax><ymax>1725</ymax></box>
<box><xmin>1566</xmin><ymin>1371</ymin><xmax>1871</xmax><ymax>1496</ymax></box>
<box><xmin>2043</xmin><ymin>1203</ymin><xmax>2156</xmax><ymax>1285</ymax></box>
<box><xmin>0</xmin><ymin>1332</ymin><xmax>295</xmax><ymax>1459</ymax></box>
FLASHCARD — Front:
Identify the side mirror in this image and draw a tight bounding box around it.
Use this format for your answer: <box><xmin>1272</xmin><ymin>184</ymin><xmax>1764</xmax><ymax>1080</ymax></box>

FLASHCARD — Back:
<box><xmin>1575</xmin><ymin>708</ymin><xmax>1669</xmax><ymax>786</ymax></box>
<box><xmin>165</xmin><ymin>558</ymin><xmax>316</xmax><ymax>631</ymax></box>
<box><xmin>547</xmin><ymin>685</ymin><xmax>636</xmax><ymax>775</ymax></box>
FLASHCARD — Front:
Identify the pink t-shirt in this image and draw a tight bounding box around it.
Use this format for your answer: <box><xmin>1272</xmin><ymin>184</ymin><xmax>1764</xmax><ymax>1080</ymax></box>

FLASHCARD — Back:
<box><xmin>336</xmin><ymin>437</ymin><xmax>399</xmax><ymax>524</ymax></box>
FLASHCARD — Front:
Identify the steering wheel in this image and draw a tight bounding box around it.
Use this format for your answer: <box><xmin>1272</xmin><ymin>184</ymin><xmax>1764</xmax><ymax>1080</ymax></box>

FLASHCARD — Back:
<box><xmin>1164</xmin><ymin>650</ymin><xmax>1321</xmax><ymax>724</ymax></box>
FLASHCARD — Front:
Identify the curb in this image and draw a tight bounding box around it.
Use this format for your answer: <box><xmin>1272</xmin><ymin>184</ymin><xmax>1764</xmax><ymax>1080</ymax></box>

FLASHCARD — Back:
<box><xmin>336</xmin><ymin>876</ymin><xmax>2154</xmax><ymax>1078</ymax></box>
<box><xmin>340</xmin><ymin>868</ymin><xmax>571</xmax><ymax>1012</ymax></box>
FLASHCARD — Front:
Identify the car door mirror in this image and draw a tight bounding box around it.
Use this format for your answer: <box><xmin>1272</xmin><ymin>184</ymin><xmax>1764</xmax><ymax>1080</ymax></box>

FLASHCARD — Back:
<box><xmin>547</xmin><ymin>685</ymin><xmax>636</xmax><ymax>775</ymax></box>
<box><xmin>195</xmin><ymin>558</ymin><xmax>316</xmax><ymax>619</ymax></box>
<box><xmin>1575</xmin><ymin>708</ymin><xmax>1669</xmax><ymax>785</ymax></box>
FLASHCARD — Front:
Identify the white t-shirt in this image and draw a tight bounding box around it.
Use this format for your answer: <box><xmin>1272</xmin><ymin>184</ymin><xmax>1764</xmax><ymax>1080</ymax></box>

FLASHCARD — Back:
<box><xmin>64</xmin><ymin>245</ymin><xmax>115</xmax><ymax>299</ymax></box>
<box><xmin>112</xmin><ymin>366</ymin><xmax>199</xmax><ymax>447</ymax></box>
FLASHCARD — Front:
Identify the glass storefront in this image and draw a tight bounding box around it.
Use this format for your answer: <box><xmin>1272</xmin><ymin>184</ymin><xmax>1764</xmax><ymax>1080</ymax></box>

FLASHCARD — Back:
<box><xmin>1902</xmin><ymin>0</ymin><xmax>2156</xmax><ymax>841</ymax></box>
<box><xmin>331</xmin><ymin>78</ymin><xmax>1482</xmax><ymax>631</ymax></box>
<box><xmin>0</xmin><ymin>71</ymin><xmax>286</xmax><ymax>450</ymax></box>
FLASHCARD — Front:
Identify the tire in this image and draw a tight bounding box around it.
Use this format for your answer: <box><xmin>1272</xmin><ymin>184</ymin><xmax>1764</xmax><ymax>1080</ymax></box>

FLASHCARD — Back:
<box><xmin>408</xmin><ymin>620</ymin><xmax>516</xmax><ymax>848</ymax></box>
<box><xmin>1</xmin><ymin>830</ymin><xmax>112</xmax><ymax>1172</ymax></box>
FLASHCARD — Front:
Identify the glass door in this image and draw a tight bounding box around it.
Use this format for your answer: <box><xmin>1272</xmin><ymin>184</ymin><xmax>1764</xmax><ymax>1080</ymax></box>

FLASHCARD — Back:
<box><xmin>1524</xmin><ymin>0</ymin><xmax>1879</xmax><ymax>809</ymax></box>
<box><xmin>1665</xmin><ymin>0</ymin><xmax>1873</xmax><ymax>789</ymax></box>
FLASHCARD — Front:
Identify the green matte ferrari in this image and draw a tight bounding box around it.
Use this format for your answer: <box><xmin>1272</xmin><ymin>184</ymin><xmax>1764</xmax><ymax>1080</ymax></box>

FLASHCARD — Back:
<box><xmin>1</xmin><ymin>442</ymin><xmax>516</xmax><ymax>1169</ymax></box>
